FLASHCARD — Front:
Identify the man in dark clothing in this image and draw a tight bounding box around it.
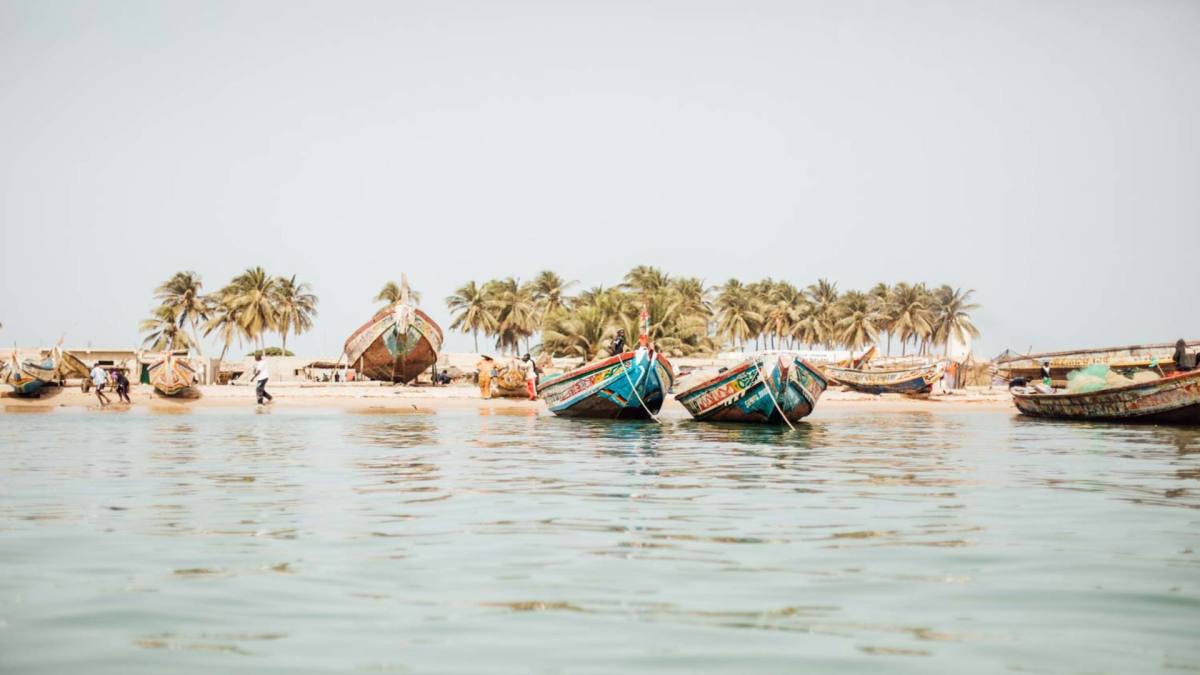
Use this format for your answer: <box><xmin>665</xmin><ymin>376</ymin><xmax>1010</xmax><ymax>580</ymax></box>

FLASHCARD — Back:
<box><xmin>1174</xmin><ymin>339</ymin><xmax>1196</xmax><ymax>372</ymax></box>
<box><xmin>609</xmin><ymin>329</ymin><xmax>626</xmax><ymax>357</ymax></box>
<box><xmin>114</xmin><ymin>369</ymin><xmax>132</xmax><ymax>404</ymax></box>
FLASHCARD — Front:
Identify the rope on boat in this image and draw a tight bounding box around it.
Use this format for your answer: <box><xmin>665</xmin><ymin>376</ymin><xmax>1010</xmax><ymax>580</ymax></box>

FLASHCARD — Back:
<box><xmin>618</xmin><ymin>352</ymin><xmax>661</xmax><ymax>424</ymax></box>
<box><xmin>751</xmin><ymin>356</ymin><xmax>797</xmax><ymax>431</ymax></box>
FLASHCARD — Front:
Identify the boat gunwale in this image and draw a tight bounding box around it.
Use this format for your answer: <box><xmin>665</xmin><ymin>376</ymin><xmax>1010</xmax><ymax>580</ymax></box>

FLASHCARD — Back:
<box><xmin>823</xmin><ymin>361</ymin><xmax>945</xmax><ymax>378</ymax></box>
<box><xmin>675</xmin><ymin>356</ymin><xmax>827</xmax><ymax>400</ymax></box>
<box><xmin>538</xmin><ymin>351</ymin><xmax>675</xmax><ymax>392</ymax></box>
<box><xmin>995</xmin><ymin>340</ymin><xmax>1200</xmax><ymax>366</ymax></box>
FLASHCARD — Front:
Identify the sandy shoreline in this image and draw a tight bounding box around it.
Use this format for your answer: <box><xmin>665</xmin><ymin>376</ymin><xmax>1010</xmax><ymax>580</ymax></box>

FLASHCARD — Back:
<box><xmin>0</xmin><ymin>383</ymin><xmax>1015</xmax><ymax>417</ymax></box>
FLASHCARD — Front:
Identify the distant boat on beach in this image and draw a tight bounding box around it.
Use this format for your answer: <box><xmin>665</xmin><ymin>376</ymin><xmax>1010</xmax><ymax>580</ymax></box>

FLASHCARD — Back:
<box><xmin>539</xmin><ymin>350</ymin><xmax>674</xmax><ymax>419</ymax></box>
<box><xmin>147</xmin><ymin>352</ymin><xmax>197</xmax><ymax>396</ymax></box>
<box><xmin>994</xmin><ymin>340</ymin><xmax>1200</xmax><ymax>385</ymax></box>
<box><xmin>344</xmin><ymin>278</ymin><xmax>443</xmax><ymax>384</ymax></box>
<box><xmin>1012</xmin><ymin>369</ymin><xmax>1200</xmax><ymax>425</ymax></box>
<box><xmin>2</xmin><ymin>346</ymin><xmax>89</xmax><ymax>396</ymax></box>
<box><xmin>675</xmin><ymin>353</ymin><xmax>827</xmax><ymax>425</ymax></box>
<box><xmin>823</xmin><ymin>360</ymin><xmax>946</xmax><ymax>396</ymax></box>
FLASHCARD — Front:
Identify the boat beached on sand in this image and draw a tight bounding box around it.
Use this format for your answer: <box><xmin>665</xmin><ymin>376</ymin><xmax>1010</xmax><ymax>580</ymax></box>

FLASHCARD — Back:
<box><xmin>994</xmin><ymin>340</ymin><xmax>1200</xmax><ymax>385</ymax></box>
<box><xmin>343</xmin><ymin>277</ymin><xmax>443</xmax><ymax>384</ymax></box>
<box><xmin>3</xmin><ymin>346</ymin><xmax>89</xmax><ymax>396</ymax></box>
<box><xmin>147</xmin><ymin>352</ymin><xmax>198</xmax><ymax>396</ymax></box>
<box><xmin>1012</xmin><ymin>369</ymin><xmax>1200</xmax><ymax>425</ymax></box>
<box><xmin>823</xmin><ymin>360</ymin><xmax>946</xmax><ymax>396</ymax></box>
<box><xmin>675</xmin><ymin>353</ymin><xmax>827</xmax><ymax>425</ymax></box>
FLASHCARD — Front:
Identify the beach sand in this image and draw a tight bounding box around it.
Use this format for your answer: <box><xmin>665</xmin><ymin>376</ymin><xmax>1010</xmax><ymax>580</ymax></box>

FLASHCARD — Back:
<box><xmin>0</xmin><ymin>383</ymin><xmax>1015</xmax><ymax>417</ymax></box>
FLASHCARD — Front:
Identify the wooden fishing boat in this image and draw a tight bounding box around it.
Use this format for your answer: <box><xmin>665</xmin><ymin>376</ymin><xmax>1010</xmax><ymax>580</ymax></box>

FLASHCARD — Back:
<box><xmin>675</xmin><ymin>353</ymin><xmax>828</xmax><ymax>425</ymax></box>
<box><xmin>3</xmin><ymin>351</ymin><xmax>58</xmax><ymax>396</ymax></box>
<box><xmin>491</xmin><ymin>358</ymin><xmax>534</xmax><ymax>398</ymax></box>
<box><xmin>1012</xmin><ymin>369</ymin><xmax>1200</xmax><ymax>425</ymax></box>
<box><xmin>994</xmin><ymin>340</ymin><xmax>1200</xmax><ymax>385</ymax></box>
<box><xmin>539</xmin><ymin>350</ymin><xmax>674</xmax><ymax>419</ymax></box>
<box><xmin>344</xmin><ymin>281</ymin><xmax>443</xmax><ymax>384</ymax></box>
<box><xmin>823</xmin><ymin>360</ymin><xmax>946</xmax><ymax>395</ymax></box>
<box><xmin>147</xmin><ymin>352</ymin><xmax>197</xmax><ymax>396</ymax></box>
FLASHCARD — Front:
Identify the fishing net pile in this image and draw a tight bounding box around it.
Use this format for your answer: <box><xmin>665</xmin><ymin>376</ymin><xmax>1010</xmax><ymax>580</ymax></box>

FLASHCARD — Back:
<box><xmin>1066</xmin><ymin>364</ymin><xmax>1160</xmax><ymax>394</ymax></box>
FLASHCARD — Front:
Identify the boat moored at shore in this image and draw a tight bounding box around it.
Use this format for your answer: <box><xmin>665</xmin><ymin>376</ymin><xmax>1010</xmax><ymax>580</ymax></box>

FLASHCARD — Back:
<box><xmin>1012</xmin><ymin>369</ymin><xmax>1200</xmax><ymax>425</ymax></box>
<box><xmin>538</xmin><ymin>350</ymin><xmax>674</xmax><ymax>419</ymax></box>
<box><xmin>675</xmin><ymin>354</ymin><xmax>827</xmax><ymax>424</ymax></box>
<box><xmin>823</xmin><ymin>360</ymin><xmax>946</xmax><ymax>396</ymax></box>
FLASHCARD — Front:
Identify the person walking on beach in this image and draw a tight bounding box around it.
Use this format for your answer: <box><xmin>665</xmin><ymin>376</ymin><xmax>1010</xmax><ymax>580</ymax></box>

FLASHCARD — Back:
<box><xmin>114</xmin><ymin>369</ymin><xmax>131</xmax><ymax>404</ymax></box>
<box><xmin>253</xmin><ymin>354</ymin><xmax>273</xmax><ymax>405</ymax></box>
<box><xmin>90</xmin><ymin>364</ymin><xmax>110</xmax><ymax>407</ymax></box>
<box><xmin>476</xmin><ymin>355</ymin><xmax>494</xmax><ymax>399</ymax></box>
<box><xmin>523</xmin><ymin>353</ymin><xmax>540</xmax><ymax>400</ymax></box>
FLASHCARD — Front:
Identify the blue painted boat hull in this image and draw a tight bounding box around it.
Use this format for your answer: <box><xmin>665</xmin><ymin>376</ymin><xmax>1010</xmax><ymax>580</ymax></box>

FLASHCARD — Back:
<box><xmin>675</xmin><ymin>355</ymin><xmax>828</xmax><ymax>424</ymax></box>
<box><xmin>538</xmin><ymin>351</ymin><xmax>674</xmax><ymax>419</ymax></box>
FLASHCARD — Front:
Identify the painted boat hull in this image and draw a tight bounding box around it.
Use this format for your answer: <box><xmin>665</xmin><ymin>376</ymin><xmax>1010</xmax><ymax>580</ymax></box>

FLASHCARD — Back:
<box><xmin>3</xmin><ymin>356</ymin><xmax>57</xmax><ymax>396</ymax></box>
<box><xmin>148</xmin><ymin>354</ymin><xmax>197</xmax><ymax>396</ymax></box>
<box><xmin>344</xmin><ymin>305</ymin><xmax>443</xmax><ymax>384</ymax></box>
<box><xmin>1013</xmin><ymin>369</ymin><xmax>1200</xmax><ymax>425</ymax></box>
<box><xmin>675</xmin><ymin>354</ymin><xmax>828</xmax><ymax>424</ymax></box>
<box><xmin>538</xmin><ymin>351</ymin><xmax>674</xmax><ymax>419</ymax></box>
<box><xmin>824</xmin><ymin>361</ymin><xmax>946</xmax><ymax>395</ymax></box>
<box><xmin>995</xmin><ymin>340</ymin><xmax>1200</xmax><ymax>383</ymax></box>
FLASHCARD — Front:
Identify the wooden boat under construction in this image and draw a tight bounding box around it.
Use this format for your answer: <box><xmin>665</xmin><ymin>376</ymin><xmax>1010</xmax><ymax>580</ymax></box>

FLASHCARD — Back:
<box><xmin>344</xmin><ymin>301</ymin><xmax>443</xmax><ymax>384</ymax></box>
<box><xmin>539</xmin><ymin>350</ymin><xmax>674</xmax><ymax>419</ymax></box>
<box><xmin>823</xmin><ymin>360</ymin><xmax>946</xmax><ymax>396</ymax></box>
<box><xmin>994</xmin><ymin>340</ymin><xmax>1200</xmax><ymax>385</ymax></box>
<box><xmin>148</xmin><ymin>353</ymin><xmax>197</xmax><ymax>396</ymax></box>
<box><xmin>675</xmin><ymin>353</ymin><xmax>828</xmax><ymax>425</ymax></box>
<box><xmin>1012</xmin><ymin>369</ymin><xmax>1200</xmax><ymax>425</ymax></box>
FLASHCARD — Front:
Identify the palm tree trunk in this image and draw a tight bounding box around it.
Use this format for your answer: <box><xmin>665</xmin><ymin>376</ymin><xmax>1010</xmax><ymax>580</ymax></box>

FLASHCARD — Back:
<box><xmin>473</xmin><ymin>329</ymin><xmax>479</xmax><ymax>353</ymax></box>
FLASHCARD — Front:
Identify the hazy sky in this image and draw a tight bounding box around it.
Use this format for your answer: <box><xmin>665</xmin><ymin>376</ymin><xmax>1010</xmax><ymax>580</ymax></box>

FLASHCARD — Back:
<box><xmin>2</xmin><ymin>0</ymin><xmax>1197</xmax><ymax>358</ymax></box>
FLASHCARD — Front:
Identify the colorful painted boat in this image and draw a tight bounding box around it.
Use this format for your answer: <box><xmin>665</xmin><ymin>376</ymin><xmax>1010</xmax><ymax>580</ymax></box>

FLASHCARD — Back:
<box><xmin>538</xmin><ymin>350</ymin><xmax>674</xmax><ymax>419</ymax></box>
<box><xmin>344</xmin><ymin>278</ymin><xmax>443</xmax><ymax>384</ymax></box>
<box><xmin>675</xmin><ymin>354</ymin><xmax>828</xmax><ymax>424</ymax></box>
<box><xmin>3</xmin><ymin>351</ymin><xmax>59</xmax><ymax>396</ymax></box>
<box><xmin>148</xmin><ymin>353</ymin><xmax>197</xmax><ymax>396</ymax></box>
<box><xmin>823</xmin><ymin>360</ymin><xmax>946</xmax><ymax>395</ymax></box>
<box><xmin>1012</xmin><ymin>369</ymin><xmax>1200</xmax><ymax>425</ymax></box>
<box><xmin>491</xmin><ymin>358</ymin><xmax>534</xmax><ymax>398</ymax></box>
<box><xmin>994</xmin><ymin>340</ymin><xmax>1200</xmax><ymax>385</ymax></box>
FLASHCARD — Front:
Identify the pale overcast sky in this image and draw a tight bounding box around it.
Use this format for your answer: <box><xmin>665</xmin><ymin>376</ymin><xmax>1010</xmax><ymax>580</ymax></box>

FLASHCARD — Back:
<box><xmin>2</xmin><ymin>0</ymin><xmax>1197</xmax><ymax>358</ymax></box>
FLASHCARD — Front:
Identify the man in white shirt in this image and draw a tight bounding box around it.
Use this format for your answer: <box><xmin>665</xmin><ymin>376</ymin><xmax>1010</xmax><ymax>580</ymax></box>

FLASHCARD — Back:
<box><xmin>253</xmin><ymin>354</ymin><xmax>273</xmax><ymax>405</ymax></box>
<box><xmin>89</xmin><ymin>364</ymin><xmax>110</xmax><ymax>407</ymax></box>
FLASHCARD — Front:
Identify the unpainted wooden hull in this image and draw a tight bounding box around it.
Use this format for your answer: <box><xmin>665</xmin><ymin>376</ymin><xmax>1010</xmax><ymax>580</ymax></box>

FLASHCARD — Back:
<box><xmin>539</xmin><ymin>352</ymin><xmax>674</xmax><ymax>419</ymax></box>
<box><xmin>344</xmin><ymin>306</ymin><xmax>443</xmax><ymax>383</ymax></box>
<box><xmin>149</xmin><ymin>355</ymin><xmax>197</xmax><ymax>396</ymax></box>
<box><xmin>995</xmin><ymin>340</ymin><xmax>1200</xmax><ymax>383</ymax></box>
<box><xmin>676</xmin><ymin>355</ymin><xmax>827</xmax><ymax>424</ymax></box>
<box><xmin>1013</xmin><ymin>369</ymin><xmax>1200</xmax><ymax>425</ymax></box>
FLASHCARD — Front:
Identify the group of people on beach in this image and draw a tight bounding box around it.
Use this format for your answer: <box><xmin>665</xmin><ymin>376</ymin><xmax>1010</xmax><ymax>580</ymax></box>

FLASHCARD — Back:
<box><xmin>88</xmin><ymin>364</ymin><xmax>131</xmax><ymax>408</ymax></box>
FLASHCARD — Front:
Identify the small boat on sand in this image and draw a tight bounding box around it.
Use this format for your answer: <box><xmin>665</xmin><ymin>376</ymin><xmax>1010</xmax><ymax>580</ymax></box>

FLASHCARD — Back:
<box><xmin>675</xmin><ymin>354</ymin><xmax>827</xmax><ymax>425</ymax></box>
<box><xmin>1012</xmin><ymin>369</ymin><xmax>1200</xmax><ymax>425</ymax></box>
<box><xmin>148</xmin><ymin>352</ymin><xmax>197</xmax><ymax>396</ymax></box>
<box><xmin>994</xmin><ymin>340</ymin><xmax>1200</xmax><ymax>385</ymax></box>
<box><xmin>3</xmin><ymin>351</ymin><xmax>58</xmax><ymax>396</ymax></box>
<box><xmin>539</xmin><ymin>350</ymin><xmax>674</xmax><ymax>419</ymax></box>
<box><xmin>823</xmin><ymin>360</ymin><xmax>946</xmax><ymax>395</ymax></box>
<box><xmin>344</xmin><ymin>278</ymin><xmax>443</xmax><ymax>384</ymax></box>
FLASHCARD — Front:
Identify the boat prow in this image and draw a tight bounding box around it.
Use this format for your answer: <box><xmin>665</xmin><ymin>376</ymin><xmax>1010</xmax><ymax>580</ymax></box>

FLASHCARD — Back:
<box><xmin>148</xmin><ymin>353</ymin><xmax>198</xmax><ymax>397</ymax></box>
<box><xmin>344</xmin><ymin>304</ymin><xmax>443</xmax><ymax>384</ymax></box>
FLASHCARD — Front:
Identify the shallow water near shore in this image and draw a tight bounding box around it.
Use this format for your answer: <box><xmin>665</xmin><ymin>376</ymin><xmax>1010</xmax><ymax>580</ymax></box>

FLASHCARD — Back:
<box><xmin>1</xmin><ymin>407</ymin><xmax>1198</xmax><ymax>674</ymax></box>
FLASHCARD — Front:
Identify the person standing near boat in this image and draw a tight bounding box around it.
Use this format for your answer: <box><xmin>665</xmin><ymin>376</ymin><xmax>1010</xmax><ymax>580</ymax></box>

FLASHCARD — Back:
<box><xmin>1034</xmin><ymin>359</ymin><xmax>1054</xmax><ymax>394</ymax></box>
<box><xmin>476</xmin><ymin>355</ymin><xmax>494</xmax><ymax>399</ymax></box>
<box><xmin>609</xmin><ymin>329</ymin><xmax>626</xmax><ymax>356</ymax></box>
<box><xmin>1174</xmin><ymin>339</ymin><xmax>1196</xmax><ymax>372</ymax></box>
<box><xmin>523</xmin><ymin>353</ymin><xmax>540</xmax><ymax>400</ymax></box>
<box><xmin>253</xmin><ymin>354</ymin><xmax>273</xmax><ymax>405</ymax></box>
<box><xmin>90</xmin><ymin>364</ymin><xmax>110</xmax><ymax>407</ymax></box>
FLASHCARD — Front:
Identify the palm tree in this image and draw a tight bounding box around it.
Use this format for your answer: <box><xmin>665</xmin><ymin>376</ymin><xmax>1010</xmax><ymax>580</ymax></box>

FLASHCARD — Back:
<box><xmin>541</xmin><ymin>305</ymin><xmax>616</xmax><ymax>360</ymax></box>
<box><xmin>375</xmin><ymin>281</ymin><xmax>421</xmax><ymax>306</ymax></box>
<box><xmin>202</xmin><ymin>291</ymin><xmax>247</xmax><ymax>361</ymax></box>
<box><xmin>622</xmin><ymin>265</ymin><xmax>669</xmax><ymax>296</ymax></box>
<box><xmin>528</xmin><ymin>271</ymin><xmax>576</xmax><ymax>321</ymax></box>
<box><xmin>715</xmin><ymin>279</ymin><xmax>760</xmax><ymax>352</ymax></box>
<box><xmin>834</xmin><ymin>291</ymin><xmax>881</xmax><ymax>353</ymax></box>
<box><xmin>485</xmin><ymin>278</ymin><xmax>538</xmax><ymax>355</ymax></box>
<box><xmin>226</xmin><ymin>267</ymin><xmax>278</xmax><ymax>353</ymax></box>
<box><xmin>929</xmin><ymin>285</ymin><xmax>981</xmax><ymax>354</ymax></box>
<box><xmin>154</xmin><ymin>271</ymin><xmax>207</xmax><ymax>353</ymax></box>
<box><xmin>140</xmin><ymin>305</ymin><xmax>193</xmax><ymax>352</ymax></box>
<box><xmin>805</xmin><ymin>279</ymin><xmax>840</xmax><ymax>349</ymax></box>
<box><xmin>273</xmin><ymin>275</ymin><xmax>318</xmax><ymax>355</ymax></box>
<box><xmin>446</xmin><ymin>280</ymin><xmax>497</xmax><ymax>352</ymax></box>
<box><xmin>889</xmin><ymin>282</ymin><xmax>932</xmax><ymax>356</ymax></box>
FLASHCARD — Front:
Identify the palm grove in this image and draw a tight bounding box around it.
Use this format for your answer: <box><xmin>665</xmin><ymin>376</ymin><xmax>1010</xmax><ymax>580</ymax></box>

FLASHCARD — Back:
<box><xmin>141</xmin><ymin>269</ymin><xmax>318</xmax><ymax>359</ymax></box>
<box><xmin>447</xmin><ymin>267</ymin><xmax>980</xmax><ymax>360</ymax></box>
